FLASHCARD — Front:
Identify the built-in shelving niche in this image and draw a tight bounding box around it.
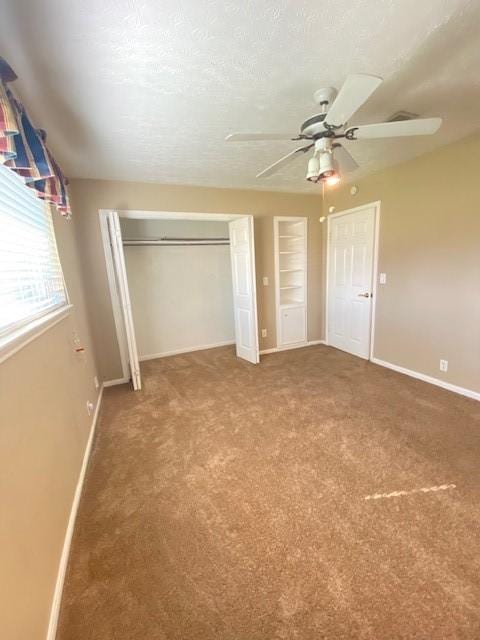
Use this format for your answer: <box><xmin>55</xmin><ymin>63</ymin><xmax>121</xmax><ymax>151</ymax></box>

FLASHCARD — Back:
<box><xmin>274</xmin><ymin>217</ymin><xmax>307</xmax><ymax>346</ymax></box>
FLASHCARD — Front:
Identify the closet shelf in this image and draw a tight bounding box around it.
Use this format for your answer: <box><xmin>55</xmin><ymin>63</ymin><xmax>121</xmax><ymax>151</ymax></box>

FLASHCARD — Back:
<box><xmin>280</xmin><ymin>285</ymin><xmax>302</xmax><ymax>290</ymax></box>
<box><xmin>280</xmin><ymin>300</ymin><xmax>305</xmax><ymax>308</ymax></box>
<box><xmin>279</xmin><ymin>251</ymin><xmax>301</xmax><ymax>254</ymax></box>
<box><xmin>280</xmin><ymin>268</ymin><xmax>303</xmax><ymax>273</ymax></box>
<box><xmin>279</xmin><ymin>234</ymin><xmax>302</xmax><ymax>238</ymax></box>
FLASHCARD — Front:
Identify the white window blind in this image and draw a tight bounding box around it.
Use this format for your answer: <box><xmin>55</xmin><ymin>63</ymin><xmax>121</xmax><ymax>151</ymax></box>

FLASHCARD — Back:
<box><xmin>0</xmin><ymin>163</ymin><xmax>67</xmax><ymax>338</ymax></box>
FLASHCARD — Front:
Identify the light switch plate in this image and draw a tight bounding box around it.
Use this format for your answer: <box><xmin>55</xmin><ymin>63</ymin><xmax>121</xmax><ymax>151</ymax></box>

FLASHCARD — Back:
<box><xmin>379</xmin><ymin>272</ymin><xmax>387</xmax><ymax>284</ymax></box>
<box><xmin>262</xmin><ymin>276</ymin><xmax>269</xmax><ymax>286</ymax></box>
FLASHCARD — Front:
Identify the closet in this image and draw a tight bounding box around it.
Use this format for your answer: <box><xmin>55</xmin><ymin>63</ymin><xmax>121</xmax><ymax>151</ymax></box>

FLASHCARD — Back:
<box><xmin>274</xmin><ymin>216</ymin><xmax>308</xmax><ymax>347</ymax></box>
<box><xmin>101</xmin><ymin>211</ymin><xmax>259</xmax><ymax>390</ymax></box>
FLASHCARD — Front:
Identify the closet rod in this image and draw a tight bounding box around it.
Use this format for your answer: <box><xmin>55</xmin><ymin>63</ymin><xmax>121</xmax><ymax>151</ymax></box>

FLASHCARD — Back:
<box><xmin>123</xmin><ymin>239</ymin><xmax>230</xmax><ymax>246</ymax></box>
<box><xmin>161</xmin><ymin>236</ymin><xmax>229</xmax><ymax>241</ymax></box>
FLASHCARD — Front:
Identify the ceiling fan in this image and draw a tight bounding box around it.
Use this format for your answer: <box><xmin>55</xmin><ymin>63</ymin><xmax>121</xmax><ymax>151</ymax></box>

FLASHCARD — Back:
<box><xmin>226</xmin><ymin>74</ymin><xmax>442</xmax><ymax>184</ymax></box>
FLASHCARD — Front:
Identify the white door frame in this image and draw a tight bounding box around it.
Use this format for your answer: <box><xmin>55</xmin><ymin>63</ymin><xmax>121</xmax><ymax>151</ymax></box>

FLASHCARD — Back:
<box><xmin>325</xmin><ymin>200</ymin><xmax>381</xmax><ymax>361</ymax></box>
<box><xmin>99</xmin><ymin>209</ymin><xmax>258</xmax><ymax>381</ymax></box>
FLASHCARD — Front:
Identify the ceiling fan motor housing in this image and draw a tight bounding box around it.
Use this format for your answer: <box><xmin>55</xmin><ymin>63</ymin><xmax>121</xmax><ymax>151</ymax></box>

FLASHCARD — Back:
<box><xmin>313</xmin><ymin>87</ymin><xmax>337</xmax><ymax>107</ymax></box>
<box><xmin>300</xmin><ymin>113</ymin><xmax>329</xmax><ymax>138</ymax></box>
<box><xmin>301</xmin><ymin>88</ymin><xmax>338</xmax><ymax>138</ymax></box>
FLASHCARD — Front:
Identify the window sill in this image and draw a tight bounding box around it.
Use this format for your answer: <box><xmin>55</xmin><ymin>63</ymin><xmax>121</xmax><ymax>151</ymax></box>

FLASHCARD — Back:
<box><xmin>0</xmin><ymin>305</ymin><xmax>73</xmax><ymax>364</ymax></box>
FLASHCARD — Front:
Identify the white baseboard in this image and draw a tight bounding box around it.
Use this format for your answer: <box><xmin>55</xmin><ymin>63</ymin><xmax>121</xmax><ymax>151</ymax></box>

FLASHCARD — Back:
<box><xmin>46</xmin><ymin>385</ymin><xmax>104</xmax><ymax>640</ymax></box>
<box><xmin>371</xmin><ymin>357</ymin><xmax>480</xmax><ymax>402</ymax></box>
<box><xmin>260</xmin><ymin>339</ymin><xmax>326</xmax><ymax>355</ymax></box>
<box><xmin>138</xmin><ymin>340</ymin><xmax>235</xmax><ymax>361</ymax></box>
<box><xmin>103</xmin><ymin>376</ymin><xmax>129</xmax><ymax>387</ymax></box>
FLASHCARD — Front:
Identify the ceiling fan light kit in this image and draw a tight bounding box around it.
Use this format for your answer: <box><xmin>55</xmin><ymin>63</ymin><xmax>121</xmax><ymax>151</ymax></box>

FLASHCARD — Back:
<box><xmin>318</xmin><ymin>146</ymin><xmax>336</xmax><ymax>179</ymax></box>
<box><xmin>306</xmin><ymin>156</ymin><xmax>320</xmax><ymax>181</ymax></box>
<box><xmin>306</xmin><ymin>139</ymin><xmax>338</xmax><ymax>183</ymax></box>
<box><xmin>226</xmin><ymin>74</ymin><xmax>442</xmax><ymax>186</ymax></box>
<box><xmin>325</xmin><ymin>174</ymin><xmax>341</xmax><ymax>186</ymax></box>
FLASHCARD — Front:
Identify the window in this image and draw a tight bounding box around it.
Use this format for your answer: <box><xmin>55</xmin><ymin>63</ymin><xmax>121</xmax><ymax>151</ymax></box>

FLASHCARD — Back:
<box><xmin>0</xmin><ymin>163</ymin><xmax>68</xmax><ymax>344</ymax></box>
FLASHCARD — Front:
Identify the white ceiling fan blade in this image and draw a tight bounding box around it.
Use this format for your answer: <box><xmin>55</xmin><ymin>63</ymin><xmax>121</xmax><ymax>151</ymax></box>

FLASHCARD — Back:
<box><xmin>333</xmin><ymin>144</ymin><xmax>359</xmax><ymax>173</ymax></box>
<box><xmin>226</xmin><ymin>133</ymin><xmax>298</xmax><ymax>141</ymax></box>
<box><xmin>256</xmin><ymin>144</ymin><xmax>314</xmax><ymax>178</ymax></box>
<box><xmin>346</xmin><ymin>117</ymin><xmax>442</xmax><ymax>139</ymax></box>
<box><xmin>325</xmin><ymin>74</ymin><xmax>383</xmax><ymax>128</ymax></box>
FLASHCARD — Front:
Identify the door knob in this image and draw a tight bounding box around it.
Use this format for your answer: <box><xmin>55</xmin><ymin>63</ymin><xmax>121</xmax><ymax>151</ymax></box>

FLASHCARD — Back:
<box><xmin>357</xmin><ymin>292</ymin><xmax>371</xmax><ymax>298</ymax></box>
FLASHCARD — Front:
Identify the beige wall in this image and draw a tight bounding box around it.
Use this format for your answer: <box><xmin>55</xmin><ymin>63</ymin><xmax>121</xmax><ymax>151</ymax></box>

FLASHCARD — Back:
<box><xmin>0</xmin><ymin>211</ymin><xmax>100</xmax><ymax>639</ymax></box>
<box><xmin>324</xmin><ymin>133</ymin><xmax>480</xmax><ymax>393</ymax></box>
<box><xmin>69</xmin><ymin>180</ymin><xmax>323</xmax><ymax>381</ymax></box>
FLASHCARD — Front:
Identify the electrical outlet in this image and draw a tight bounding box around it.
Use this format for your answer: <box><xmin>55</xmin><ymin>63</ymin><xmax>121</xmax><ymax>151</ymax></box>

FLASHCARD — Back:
<box><xmin>86</xmin><ymin>400</ymin><xmax>94</xmax><ymax>416</ymax></box>
<box><xmin>94</xmin><ymin>376</ymin><xmax>99</xmax><ymax>390</ymax></box>
<box><xmin>439</xmin><ymin>359</ymin><xmax>448</xmax><ymax>372</ymax></box>
<box><xmin>262</xmin><ymin>276</ymin><xmax>269</xmax><ymax>286</ymax></box>
<box><xmin>261</xmin><ymin>329</ymin><xmax>267</xmax><ymax>338</ymax></box>
<box><xmin>379</xmin><ymin>272</ymin><xmax>387</xmax><ymax>284</ymax></box>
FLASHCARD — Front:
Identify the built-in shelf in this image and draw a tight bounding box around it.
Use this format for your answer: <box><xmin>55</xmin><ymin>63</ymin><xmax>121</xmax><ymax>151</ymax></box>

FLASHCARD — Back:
<box><xmin>280</xmin><ymin>299</ymin><xmax>304</xmax><ymax>308</ymax></box>
<box><xmin>274</xmin><ymin>217</ymin><xmax>307</xmax><ymax>347</ymax></box>
<box><xmin>280</xmin><ymin>301</ymin><xmax>305</xmax><ymax>308</ymax></box>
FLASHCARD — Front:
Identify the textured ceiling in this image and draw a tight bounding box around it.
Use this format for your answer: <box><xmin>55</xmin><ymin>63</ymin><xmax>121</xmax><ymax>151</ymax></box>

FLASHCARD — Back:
<box><xmin>0</xmin><ymin>0</ymin><xmax>479</xmax><ymax>193</ymax></box>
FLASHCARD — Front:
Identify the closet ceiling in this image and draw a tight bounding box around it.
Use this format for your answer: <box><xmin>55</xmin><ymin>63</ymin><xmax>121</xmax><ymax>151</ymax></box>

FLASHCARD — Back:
<box><xmin>0</xmin><ymin>0</ymin><xmax>479</xmax><ymax>193</ymax></box>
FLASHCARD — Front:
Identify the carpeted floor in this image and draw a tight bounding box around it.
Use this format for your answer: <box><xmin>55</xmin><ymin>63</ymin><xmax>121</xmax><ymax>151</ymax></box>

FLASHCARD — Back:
<box><xmin>57</xmin><ymin>345</ymin><xmax>480</xmax><ymax>639</ymax></box>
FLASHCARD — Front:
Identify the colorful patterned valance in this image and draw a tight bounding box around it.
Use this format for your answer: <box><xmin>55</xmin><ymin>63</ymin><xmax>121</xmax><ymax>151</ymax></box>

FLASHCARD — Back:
<box><xmin>0</xmin><ymin>57</ymin><xmax>71</xmax><ymax>217</ymax></box>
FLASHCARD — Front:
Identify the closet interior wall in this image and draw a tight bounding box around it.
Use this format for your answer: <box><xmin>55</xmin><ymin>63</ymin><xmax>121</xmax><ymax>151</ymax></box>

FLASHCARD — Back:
<box><xmin>120</xmin><ymin>219</ymin><xmax>235</xmax><ymax>360</ymax></box>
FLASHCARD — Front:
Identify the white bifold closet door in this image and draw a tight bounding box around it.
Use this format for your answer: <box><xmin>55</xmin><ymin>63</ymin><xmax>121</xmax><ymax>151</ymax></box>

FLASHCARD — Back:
<box><xmin>229</xmin><ymin>216</ymin><xmax>259</xmax><ymax>364</ymax></box>
<box><xmin>107</xmin><ymin>211</ymin><xmax>142</xmax><ymax>390</ymax></box>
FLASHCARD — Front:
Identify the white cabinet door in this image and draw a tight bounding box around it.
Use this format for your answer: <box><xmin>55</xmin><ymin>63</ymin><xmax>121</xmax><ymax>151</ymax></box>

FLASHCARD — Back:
<box><xmin>280</xmin><ymin>306</ymin><xmax>306</xmax><ymax>345</ymax></box>
<box><xmin>327</xmin><ymin>206</ymin><xmax>376</xmax><ymax>359</ymax></box>
<box><xmin>229</xmin><ymin>216</ymin><xmax>259</xmax><ymax>364</ymax></box>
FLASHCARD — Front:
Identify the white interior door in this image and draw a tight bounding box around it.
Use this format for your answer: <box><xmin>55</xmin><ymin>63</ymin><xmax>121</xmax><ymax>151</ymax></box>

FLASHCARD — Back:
<box><xmin>229</xmin><ymin>216</ymin><xmax>259</xmax><ymax>364</ymax></box>
<box><xmin>327</xmin><ymin>206</ymin><xmax>376</xmax><ymax>359</ymax></box>
<box><xmin>107</xmin><ymin>211</ymin><xmax>142</xmax><ymax>390</ymax></box>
